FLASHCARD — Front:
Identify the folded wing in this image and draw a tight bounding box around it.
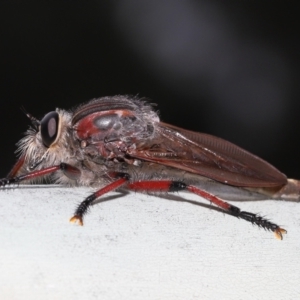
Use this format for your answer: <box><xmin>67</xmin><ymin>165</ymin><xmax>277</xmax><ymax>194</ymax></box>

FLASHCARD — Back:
<box><xmin>129</xmin><ymin>122</ymin><xmax>287</xmax><ymax>188</ymax></box>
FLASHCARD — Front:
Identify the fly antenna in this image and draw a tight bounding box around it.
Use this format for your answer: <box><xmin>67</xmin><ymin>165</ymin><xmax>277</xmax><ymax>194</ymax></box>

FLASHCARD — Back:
<box><xmin>20</xmin><ymin>106</ymin><xmax>40</xmax><ymax>128</ymax></box>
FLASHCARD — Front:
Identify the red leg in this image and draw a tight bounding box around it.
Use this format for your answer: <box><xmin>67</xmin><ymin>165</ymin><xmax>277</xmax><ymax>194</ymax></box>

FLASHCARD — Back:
<box><xmin>128</xmin><ymin>180</ymin><xmax>286</xmax><ymax>239</ymax></box>
<box><xmin>70</xmin><ymin>173</ymin><xmax>130</xmax><ymax>226</ymax></box>
<box><xmin>7</xmin><ymin>155</ymin><xmax>26</xmax><ymax>178</ymax></box>
<box><xmin>0</xmin><ymin>163</ymin><xmax>81</xmax><ymax>186</ymax></box>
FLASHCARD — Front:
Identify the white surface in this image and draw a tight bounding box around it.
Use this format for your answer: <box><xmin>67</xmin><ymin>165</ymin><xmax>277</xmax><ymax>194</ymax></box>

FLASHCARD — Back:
<box><xmin>0</xmin><ymin>185</ymin><xmax>299</xmax><ymax>300</ymax></box>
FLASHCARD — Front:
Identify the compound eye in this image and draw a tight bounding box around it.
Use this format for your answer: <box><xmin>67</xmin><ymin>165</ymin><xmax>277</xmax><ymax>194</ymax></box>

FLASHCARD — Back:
<box><xmin>40</xmin><ymin>111</ymin><xmax>60</xmax><ymax>147</ymax></box>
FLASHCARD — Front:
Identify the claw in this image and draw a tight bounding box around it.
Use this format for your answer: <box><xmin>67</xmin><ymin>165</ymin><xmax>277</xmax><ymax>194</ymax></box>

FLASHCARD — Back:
<box><xmin>69</xmin><ymin>215</ymin><xmax>84</xmax><ymax>226</ymax></box>
<box><xmin>274</xmin><ymin>227</ymin><xmax>287</xmax><ymax>240</ymax></box>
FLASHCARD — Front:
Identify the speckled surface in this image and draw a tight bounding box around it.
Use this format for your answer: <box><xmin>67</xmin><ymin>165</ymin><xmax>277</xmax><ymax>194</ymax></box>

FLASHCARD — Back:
<box><xmin>0</xmin><ymin>185</ymin><xmax>299</xmax><ymax>300</ymax></box>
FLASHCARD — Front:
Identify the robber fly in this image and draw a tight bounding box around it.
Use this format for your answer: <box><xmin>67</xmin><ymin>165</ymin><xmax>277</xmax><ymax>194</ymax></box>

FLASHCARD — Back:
<box><xmin>1</xmin><ymin>96</ymin><xmax>299</xmax><ymax>239</ymax></box>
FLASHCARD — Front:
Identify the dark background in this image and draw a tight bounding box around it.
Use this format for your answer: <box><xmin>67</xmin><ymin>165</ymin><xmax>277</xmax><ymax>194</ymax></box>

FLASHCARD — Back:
<box><xmin>1</xmin><ymin>1</ymin><xmax>299</xmax><ymax>179</ymax></box>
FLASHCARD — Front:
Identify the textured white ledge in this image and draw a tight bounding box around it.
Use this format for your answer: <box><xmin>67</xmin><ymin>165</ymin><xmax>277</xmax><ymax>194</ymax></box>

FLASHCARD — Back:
<box><xmin>0</xmin><ymin>185</ymin><xmax>299</xmax><ymax>300</ymax></box>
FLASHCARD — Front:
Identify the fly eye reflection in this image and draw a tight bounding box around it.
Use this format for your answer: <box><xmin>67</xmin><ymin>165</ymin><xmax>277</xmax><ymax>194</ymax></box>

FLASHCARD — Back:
<box><xmin>40</xmin><ymin>111</ymin><xmax>59</xmax><ymax>147</ymax></box>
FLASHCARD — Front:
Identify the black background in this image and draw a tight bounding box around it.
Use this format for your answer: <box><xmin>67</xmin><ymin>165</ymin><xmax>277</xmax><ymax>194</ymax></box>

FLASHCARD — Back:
<box><xmin>1</xmin><ymin>1</ymin><xmax>299</xmax><ymax>179</ymax></box>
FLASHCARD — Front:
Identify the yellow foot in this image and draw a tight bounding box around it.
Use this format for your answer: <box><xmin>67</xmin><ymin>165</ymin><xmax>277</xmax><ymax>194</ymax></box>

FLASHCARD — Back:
<box><xmin>69</xmin><ymin>215</ymin><xmax>84</xmax><ymax>226</ymax></box>
<box><xmin>274</xmin><ymin>227</ymin><xmax>287</xmax><ymax>240</ymax></box>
